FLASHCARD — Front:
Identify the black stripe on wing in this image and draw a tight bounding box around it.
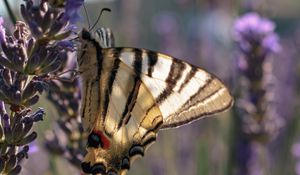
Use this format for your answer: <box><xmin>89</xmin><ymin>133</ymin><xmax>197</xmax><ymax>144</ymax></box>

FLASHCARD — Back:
<box><xmin>178</xmin><ymin>66</ymin><xmax>197</xmax><ymax>92</ymax></box>
<box><xmin>156</xmin><ymin>59</ymin><xmax>185</xmax><ymax>104</ymax></box>
<box><xmin>118</xmin><ymin>49</ymin><xmax>143</xmax><ymax>128</ymax></box>
<box><xmin>146</xmin><ymin>50</ymin><xmax>158</xmax><ymax>77</ymax></box>
<box><xmin>102</xmin><ymin>48</ymin><xmax>122</xmax><ymax>123</ymax></box>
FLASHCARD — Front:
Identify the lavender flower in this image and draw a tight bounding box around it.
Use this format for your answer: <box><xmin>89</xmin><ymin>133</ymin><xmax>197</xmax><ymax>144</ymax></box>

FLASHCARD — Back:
<box><xmin>229</xmin><ymin>12</ymin><xmax>282</xmax><ymax>175</ymax></box>
<box><xmin>45</xmin><ymin>64</ymin><xmax>86</xmax><ymax>168</ymax></box>
<box><xmin>0</xmin><ymin>0</ymin><xmax>84</xmax><ymax>174</ymax></box>
<box><xmin>63</xmin><ymin>0</ymin><xmax>85</xmax><ymax>23</ymax></box>
<box><xmin>0</xmin><ymin>102</ymin><xmax>44</xmax><ymax>174</ymax></box>
<box><xmin>234</xmin><ymin>13</ymin><xmax>280</xmax><ymax>54</ymax></box>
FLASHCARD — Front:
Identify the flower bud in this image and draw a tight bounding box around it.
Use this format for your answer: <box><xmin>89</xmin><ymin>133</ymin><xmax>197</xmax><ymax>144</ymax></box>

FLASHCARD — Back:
<box><xmin>31</xmin><ymin>108</ymin><xmax>45</xmax><ymax>122</ymax></box>
<box><xmin>0</xmin><ymin>17</ymin><xmax>6</xmax><ymax>44</ymax></box>
<box><xmin>16</xmin><ymin>146</ymin><xmax>29</xmax><ymax>161</ymax></box>
<box><xmin>8</xmin><ymin>165</ymin><xmax>21</xmax><ymax>175</ymax></box>
<box><xmin>12</xmin><ymin>91</ymin><xmax>22</xmax><ymax>105</ymax></box>
<box><xmin>11</xmin><ymin>56</ymin><xmax>24</xmax><ymax>72</ymax></box>
<box><xmin>28</xmin><ymin>21</ymin><xmax>42</xmax><ymax>38</ymax></box>
<box><xmin>40</xmin><ymin>0</ymin><xmax>48</xmax><ymax>13</ymax></box>
<box><xmin>2</xmin><ymin>114</ymin><xmax>12</xmax><ymax>143</ymax></box>
<box><xmin>0</xmin><ymin>122</ymin><xmax>3</xmax><ymax>140</ymax></box>
<box><xmin>22</xmin><ymin>81</ymin><xmax>38</xmax><ymax>100</ymax></box>
<box><xmin>25</xmin><ymin>54</ymin><xmax>41</xmax><ymax>74</ymax></box>
<box><xmin>4</xmin><ymin>155</ymin><xmax>16</xmax><ymax>173</ymax></box>
<box><xmin>0</xmin><ymin>101</ymin><xmax>6</xmax><ymax>115</ymax></box>
<box><xmin>0</xmin><ymin>92</ymin><xmax>8</xmax><ymax>103</ymax></box>
<box><xmin>39</xmin><ymin>58</ymin><xmax>62</xmax><ymax>74</ymax></box>
<box><xmin>0</xmin><ymin>157</ymin><xmax>4</xmax><ymax>172</ymax></box>
<box><xmin>14</xmin><ymin>21</ymin><xmax>30</xmax><ymax>41</ymax></box>
<box><xmin>57</xmin><ymin>120</ymin><xmax>71</xmax><ymax>135</ymax></box>
<box><xmin>42</xmin><ymin>10</ymin><xmax>55</xmax><ymax>32</ymax></box>
<box><xmin>56</xmin><ymin>40</ymin><xmax>74</xmax><ymax>51</ymax></box>
<box><xmin>47</xmin><ymin>18</ymin><xmax>65</xmax><ymax>37</ymax></box>
<box><xmin>20</xmin><ymin>4</ymin><xmax>30</xmax><ymax>24</ymax></box>
<box><xmin>7</xmin><ymin>146</ymin><xmax>16</xmax><ymax>155</ymax></box>
<box><xmin>27</xmin><ymin>38</ymin><xmax>35</xmax><ymax>55</ymax></box>
<box><xmin>17</xmin><ymin>131</ymin><xmax>37</xmax><ymax>146</ymax></box>
<box><xmin>15</xmin><ymin>74</ymin><xmax>27</xmax><ymax>91</ymax></box>
<box><xmin>20</xmin><ymin>120</ymin><xmax>33</xmax><ymax>138</ymax></box>
<box><xmin>35</xmin><ymin>81</ymin><xmax>48</xmax><ymax>93</ymax></box>
<box><xmin>12</xmin><ymin>122</ymin><xmax>24</xmax><ymax>143</ymax></box>
<box><xmin>23</xmin><ymin>94</ymin><xmax>39</xmax><ymax>106</ymax></box>
<box><xmin>0</xmin><ymin>54</ymin><xmax>13</xmax><ymax>69</ymax></box>
<box><xmin>0</xmin><ymin>86</ymin><xmax>12</xmax><ymax>103</ymax></box>
<box><xmin>2</xmin><ymin>69</ymin><xmax>12</xmax><ymax>86</ymax></box>
<box><xmin>53</xmin><ymin>30</ymin><xmax>72</xmax><ymax>41</ymax></box>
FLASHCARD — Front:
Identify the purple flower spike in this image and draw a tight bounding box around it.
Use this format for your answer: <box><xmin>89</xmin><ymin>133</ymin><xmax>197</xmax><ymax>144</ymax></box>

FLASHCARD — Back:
<box><xmin>233</xmin><ymin>12</ymin><xmax>280</xmax><ymax>55</ymax></box>
<box><xmin>231</xmin><ymin>12</ymin><xmax>282</xmax><ymax>175</ymax></box>
<box><xmin>0</xmin><ymin>17</ymin><xmax>6</xmax><ymax>43</ymax></box>
<box><xmin>63</xmin><ymin>0</ymin><xmax>85</xmax><ymax>23</ymax></box>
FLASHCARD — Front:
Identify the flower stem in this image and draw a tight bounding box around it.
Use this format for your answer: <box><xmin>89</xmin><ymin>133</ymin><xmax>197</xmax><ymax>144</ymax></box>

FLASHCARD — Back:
<box><xmin>3</xmin><ymin>0</ymin><xmax>17</xmax><ymax>24</ymax></box>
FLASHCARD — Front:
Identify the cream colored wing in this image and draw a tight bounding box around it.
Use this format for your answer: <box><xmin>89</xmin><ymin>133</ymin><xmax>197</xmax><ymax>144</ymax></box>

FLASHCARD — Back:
<box><xmin>104</xmin><ymin>47</ymin><xmax>233</xmax><ymax>129</ymax></box>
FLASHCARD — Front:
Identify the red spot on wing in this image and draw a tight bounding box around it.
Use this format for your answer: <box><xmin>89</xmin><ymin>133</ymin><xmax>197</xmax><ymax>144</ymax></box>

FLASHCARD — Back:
<box><xmin>93</xmin><ymin>130</ymin><xmax>111</xmax><ymax>149</ymax></box>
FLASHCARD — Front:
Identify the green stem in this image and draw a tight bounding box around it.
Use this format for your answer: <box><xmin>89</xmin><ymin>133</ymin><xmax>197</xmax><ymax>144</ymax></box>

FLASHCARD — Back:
<box><xmin>49</xmin><ymin>154</ymin><xmax>59</xmax><ymax>175</ymax></box>
<box><xmin>3</xmin><ymin>0</ymin><xmax>17</xmax><ymax>24</ymax></box>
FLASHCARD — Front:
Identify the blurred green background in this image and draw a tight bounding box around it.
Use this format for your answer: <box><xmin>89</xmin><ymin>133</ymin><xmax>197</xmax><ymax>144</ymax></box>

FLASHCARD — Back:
<box><xmin>1</xmin><ymin>0</ymin><xmax>300</xmax><ymax>174</ymax></box>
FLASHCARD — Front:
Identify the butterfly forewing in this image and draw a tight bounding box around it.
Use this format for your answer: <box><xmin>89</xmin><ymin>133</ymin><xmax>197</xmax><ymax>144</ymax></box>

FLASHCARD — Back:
<box><xmin>110</xmin><ymin>47</ymin><xmax>233</xmax><ymax>128</ymax></box>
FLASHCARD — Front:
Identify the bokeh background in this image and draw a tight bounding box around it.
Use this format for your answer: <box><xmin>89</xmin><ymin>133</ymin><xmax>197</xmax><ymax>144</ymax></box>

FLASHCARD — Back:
<box><xmin>1</xmin><ymin>0</ymin><xmax>300</xmax><ymax>175</ymax></box>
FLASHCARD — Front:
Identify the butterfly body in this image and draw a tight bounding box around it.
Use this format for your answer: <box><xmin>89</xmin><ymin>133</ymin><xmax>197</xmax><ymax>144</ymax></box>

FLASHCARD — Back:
<box><xmin>77</xmin><ymin>29</ymin><xmax>233</xmax><ymax>174</ymax></box>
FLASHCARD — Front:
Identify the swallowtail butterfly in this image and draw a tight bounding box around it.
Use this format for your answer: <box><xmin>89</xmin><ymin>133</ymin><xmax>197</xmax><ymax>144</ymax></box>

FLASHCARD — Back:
<box><xmin>77</xmin><ymin>27</ymin><xmax>233</xmax><ymax>175</ymax></box>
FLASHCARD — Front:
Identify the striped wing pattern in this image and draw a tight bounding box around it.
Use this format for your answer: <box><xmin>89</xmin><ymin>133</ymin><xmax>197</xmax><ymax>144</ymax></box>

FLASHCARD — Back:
<box><xmin>116</xmin><ymin>48</ymin><xmax>233</xmax><ymax>128</ymax></box>
<box><xmin>77</xmin><ymin>29</ymin><xmax>233</xmax><ymax>175</ymax></box>
<box><xmin>95</xmin><ymin>27</ymin><xmax>115</xmax><ymax>48</ymax></box>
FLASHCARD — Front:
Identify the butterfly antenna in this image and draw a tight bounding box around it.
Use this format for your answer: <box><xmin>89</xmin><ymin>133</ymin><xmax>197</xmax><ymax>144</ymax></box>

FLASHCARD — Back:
<box><xmin>83</xmin><ymin>4</ymin><xmax>91</xmax><ymax>29</ymax></box>
<box><xmin>89</xmin><ymin>8</ymin><xmax>111</xmax><ymax>31</ymax></box>
<box><xmin>49</xmin><ymin>69</ymin><xmax>80</xmax><ymax>82</ymax></box>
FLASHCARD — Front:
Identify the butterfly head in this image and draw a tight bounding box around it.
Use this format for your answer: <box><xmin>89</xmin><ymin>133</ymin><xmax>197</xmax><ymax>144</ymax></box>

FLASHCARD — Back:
<box><xmin>80</xmin><ymin>28</ymin><xmax>93</xmax><ymax>41</ymax></box>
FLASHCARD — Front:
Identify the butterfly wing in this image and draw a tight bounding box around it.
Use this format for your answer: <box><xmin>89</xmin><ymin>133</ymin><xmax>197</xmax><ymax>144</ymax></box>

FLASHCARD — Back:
<box><xmin>78</xmin><ymin>28</ymin><xmax>233</xmax><ymax>174</ymax></box>
<box><xmin>95</xmin><ymin>27</ymin><xmax>115</xmax><ymax>48</ymax></box>
<box><xmin>108</xmin><ymin>47</ymin><xmax>233</xmax><ymax>129</ymax></box>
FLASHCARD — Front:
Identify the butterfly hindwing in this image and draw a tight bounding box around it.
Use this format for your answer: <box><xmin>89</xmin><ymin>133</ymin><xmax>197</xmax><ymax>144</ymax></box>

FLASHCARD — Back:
<box><xmin>96</xmin><ymin>27</ymin><xmax>115</xmax><ymax>48</ymax></box>
<box><xmin>82</xmin><ymin>49</ymin><xmax>163</xmax><ymax>173</ymax></box>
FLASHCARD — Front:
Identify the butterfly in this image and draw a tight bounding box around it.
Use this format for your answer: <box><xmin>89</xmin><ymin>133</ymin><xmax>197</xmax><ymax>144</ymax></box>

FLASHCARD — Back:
<box><xmin>77</xmin><ymin>27</ymin><xmax>233</xmax><ymax>175</ymax></box>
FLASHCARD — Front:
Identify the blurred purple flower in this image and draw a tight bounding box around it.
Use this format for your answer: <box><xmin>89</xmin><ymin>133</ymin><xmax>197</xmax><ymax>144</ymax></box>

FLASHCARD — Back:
<box><xmin>292</xmin><ymin>143</ymin><xmax>300</xmax><ymax>158</ymax></box>
<box><xmin>0</xmin><ymin>0</ymin><xmax>83</xmax><ymax>174</ymax></box>
<box><xmin>296</xmin><ymin>162</ymin><xmax>300</xmax><ymax>175</ymax></box>
<box><xmin>0</xmin><ymin>17</ymin><xmax>5</xmax><ymax>43</ymax></box>
<box><xmin>28</xmin><ymin>142</ymin><xmax>39</xmax><ymax>154</ymax></box>
<box><xmin>233</xmin><ymin>12</ymin><xmax>281</xmax><ymax>55</ymax></box>
<box><xmin>63</xmin><ymin>0</ymin><xmax>85</xmax><ymax>23</ymax></box>
<box><xmin>292</xmin><ymin>143</ymin><xmax>300</xmax><ymax>175</ymax></box>
<box><xmin>230</xmin><ymin>12</ymin><xmax>282</xmax><ymax>175</ymax></box>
